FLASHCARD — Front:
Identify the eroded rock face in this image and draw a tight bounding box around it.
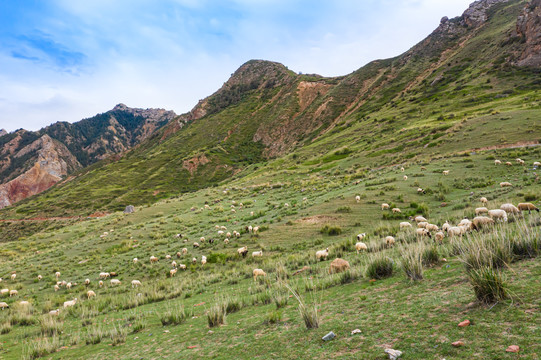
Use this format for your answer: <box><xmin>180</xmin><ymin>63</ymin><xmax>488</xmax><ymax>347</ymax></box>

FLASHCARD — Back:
<box><xmin>516</xmin><ymin>0</ymin><xmax>541</xmax><ymax>66</ymax></box>
<box><xmin>0</xmin><ymin>135</ymin><xmax>80</xmax><ymax>208</ymax></box>
<box><xmin>462</xmin><ymin>0</ymin><xmax>510</xmax><ymax>27</ymax></box>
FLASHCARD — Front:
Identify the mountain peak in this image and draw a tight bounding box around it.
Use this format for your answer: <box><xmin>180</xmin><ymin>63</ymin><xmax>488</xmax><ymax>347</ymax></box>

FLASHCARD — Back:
<box><xmin>0</xmin><ymin>129</ymin><xmax>7</xmax><ymax>137</ymax></box>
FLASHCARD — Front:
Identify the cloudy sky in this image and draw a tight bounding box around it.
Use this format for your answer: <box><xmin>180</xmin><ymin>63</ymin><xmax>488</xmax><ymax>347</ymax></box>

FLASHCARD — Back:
<box><xmin>0</xmin><ymin>0</ymin><xmax>474</xmax><ymax>132</ymax></box>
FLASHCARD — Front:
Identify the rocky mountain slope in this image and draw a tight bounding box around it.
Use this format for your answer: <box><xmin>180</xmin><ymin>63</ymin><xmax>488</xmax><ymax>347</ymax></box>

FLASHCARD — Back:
<box><xmin>1</xmin><ymin>0</ymin><xmax>540</xmax><ymax>218</ymax></box>
<box><xmin>0</xmin><ymin>105</ymin><xmax>176</xmax><ymax>208</ymax></box>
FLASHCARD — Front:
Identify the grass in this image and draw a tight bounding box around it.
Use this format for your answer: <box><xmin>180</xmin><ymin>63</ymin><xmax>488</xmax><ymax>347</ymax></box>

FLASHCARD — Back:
<box><xmin>467</xmin><ymin>266</ymin><xmax>509</xmax><ymax>304</ymax></box>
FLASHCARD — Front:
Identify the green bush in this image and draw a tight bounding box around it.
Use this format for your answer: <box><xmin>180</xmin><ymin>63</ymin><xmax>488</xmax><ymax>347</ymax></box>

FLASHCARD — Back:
<box><xmin>366</xmin><ymin>254</ymin><xmax>394</xmax><ymax>279</ymax></box>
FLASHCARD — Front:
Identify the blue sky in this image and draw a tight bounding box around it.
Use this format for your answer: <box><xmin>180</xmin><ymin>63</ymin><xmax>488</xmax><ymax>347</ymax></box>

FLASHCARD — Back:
<box><xmin>0</xmin><ymin>0</ymin><xmax>473</xmax><ymax>132</ymax></box>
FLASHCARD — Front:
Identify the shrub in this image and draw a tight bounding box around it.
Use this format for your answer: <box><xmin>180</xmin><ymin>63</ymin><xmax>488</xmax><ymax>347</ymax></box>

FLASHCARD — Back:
<box><xmin>467</xmin><ymin>266</ymin><xmax>509</xmax><ymax>304</ymax></box>
<box><xmin>264</xmin><ymin>310</ymin><xmax>282</xmax><ymax>325</ymax></box>
<box><xmin>207</xmin><ymin>302</ymin><xmax>226</xmax><ymax>327</ymax></box>
<box><xmin>457</xmin><ymin>233</ymin><xmax>513</xmax><ymax>271</ymax></box>
<box><xmin>39</xmin><ymin>315</ymin><xmax>63</xmax><ymax>336</ymax></box>
<box><xmin>320</xmin><ymin>225</ymin><xmax>342</xmax><ymax>236</ymax></box>
<box><xmin>0</xmin><ymin>321</ymin><xmax>12</xmax><ymax>334</ymax></box>
<box><xmin>224</xmin><ymin>296</ymin><xmax>244</xmax><ymax>314</ymax></box>
<box><xmin>23</xmin><ymin>336</ymin><xmax>60</xmax><ymax>360</ymax></box>
<box><xmin>286</xmin><ymin>284</ymin><xmax>319</xmax><ymax>329</ymax></box>
<box><xmin>109</xmin><ymin>324</ymin><xmax>127</xmax><ymax>346</ymax></box>
<box><xmin>160</xmin><ymin>304</ymin><xmax>187</xmax><ymax>325</ymax></box>
<box><xmin>422</xmin><ymin>245</ymin><xmax>440</xmax><ymax>266</ymax></box>
<box><xmin>400</xmin><ymin>244</ymin><xmax>424</xmax><ymax>281</ymax></box>
<box><xmin>365</xmin><ymin>253</ymin><xmax>394</xmax><ymax>279</ymax></box>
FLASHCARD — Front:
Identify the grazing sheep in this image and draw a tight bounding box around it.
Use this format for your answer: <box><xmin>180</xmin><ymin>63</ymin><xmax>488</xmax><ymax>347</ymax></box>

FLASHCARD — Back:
<box><xmin>252</xmin><ymin>269</ymin><xmax>266</xmax><ymax>281</ymax></box>
<box><xmin>179</xmin><ymin>264</ymin><xmax>187</xmax><ymax>270</ymax></box>
<box><xmin>182</xmin><ymin>248</ymin><xmax>188</xmax><ymax>255</ymax></box>
<box><xmin>329</xmin><ymin>258</ymin><xmax>350</xmax><ymax>274</ymax></box>
<box><xmin>0</xmin><ymin>289</ymin><xmax>8</xmax><ymax>296</ymax></box>
<box><xmin>434</xmin><ymin>231</ymin><xmax>445</xmax><ymax>243</ymax></box>
<box><xmin>220</xmin><ymin>226</ymin><xmax>227</xmax><ymax>231</ymax></box>
<box><xmin>416</xmin><ymin>228</ymin><xmax>431</xmax><ymax>238</ymax></box>
<box><xmin>475</xmin><ymin>207</ymin><xmax>489</xmax><ymax>215</ymax></box>
<box><xmin>237</xmin><ymin>246</ymin><xmax>248</xmax><ymax>258</ymax></box>
<box><xmin>417</xmin><ymin>221</ymin><xmax>429</xmax><ymax>229</ymax></box>
<box><xmin>355</xmin><ymin>195</ymin><xmax>361</xmax><ymax>203</ymax></box>
<box><xmin>488</xmin><ymin>209</ymin><xmax>508</xmax><ymax>222</ymax></box>
<box><xmin>516</xmin><ymin>158</ymin><xmax>523</xmax><ymax>164</ymax></box>
<box><xmin>49</xmin><ymin>309</ymin><xmax>60</xmax><ymax>316</ymax></box>
<box><xmin>414</xmin><ymin>215</ymin><xmax>427</xmax><ymax>223</ymax></box>
<box><xmin>400</xmin><ymin>167</ymin><xmax>405</xmax><ymax>172</ymax></box>
<box><xmin>253</xmin><ymin>226</ymin><xmax>259</xmax><ymax>234</ymax></box>
<box><xmin>61</xmin><ymin>280</ymin><xmax>67</xmax><ymax>287</ymax></box>
<box><xmin>10</xmin><ymin>273</ymin><xmax>16</xmax><ymax>281</ymax></box>
<box><xmin>356</xmin><ymin>233</ymin><xmax>366</xmax><ymax>241</ymax></box>
<box><xmin>355</xmin><ymin>242</ymin><xmax>368</xmax><ymax>253</ymax></box>
<box><xmin>420</xmin><ymin>166</ymin><xmax>427</xmax><ymax>171</ymax></box>
<box><xmin>252</xmin><ymin>251</ymin><xmax>263</xmax><ymax>257</ymax></box>
<box><xmin>54</xmin><ymin>284</ymin><xmax>59</xmax><ymax>291</ymax></box>
<box><xmin>19</xmin><ymin>301</ymin><xmax>30</xmax><ymax>306</ymax></box>
<box><xmin>133</xmin><ymin>258</ymin><xmax>138</xmax><ymax>264</ymax></box>
<box><xmin>226</xmin><ymin>232</ymin><xmax>231</xmax><ymax>238</ymax></box>
<box><xmin>171</xmin><ymin>261</ymin><xmax>177</xmax><ymax>268</ymax></box>
<box><xmin>447</xmin><ymin>226</ymin><xmax>463</xmax><ymax>237</ymax></box>
<box><xmin>193</xmin><ymin>242</ymin><xmax>200</xmax><ymax>248</ymax></box>
<box><xmin>494</xmin><ymin>160</ymin><xmax>502</xmax><ymax>165</ymax></box>
<box><xmin>201</xmin><ymin>256</ymin><xmax>207</xmax><ymax>265</ymax></box>
<box><xmin>174</xmin><ymin>233</ymin><xmax>183</xmax><ymax>238</ymax></box>
<box><xmin>55</xmin><ymin>272</ymin><xmax>61</xmax><ymax>279</ymax></box>
<box><xmin>480</xmin><ymin>197</ymin><xmax>488</xmax><ymax>204</ymax></box>
<box><xmin>99</xmin><ymin>281</ymin><xmax>103</xmax><ymax>288</ymax></box>
<box><xmin>458</xmin><ymin>219</ymin><xmax>472</xmax><ymax>228</ymax></box>
<box><xmin>425</xmin><ymin>224</ymin><xmax>439</xmax><ymax>232</ymax></box>
<box><xmin>500</xmin><ymin>203</ymin><xmax>520</xmax><ymax>215</ymax></box>
<box><xmin>131</xmin><ymin>280</ymin><xmax>142</xmax><ymax>288</ymax></box>
<box><xmin>442</xmin><ymin>170</ymin><xmax>450</xmax><ymax>175</ymax></box>
<box><xmin>392</xmin><ymin>208</ymin><xmax>401</xmax><ymax>214</ymax></box>
<box><xmin>87</xmin><ymin>290</ymin><xmax>96</xmax><ymax>299</ymax></box>
<box><xmin>192</xmin><ymin>257</ymin><xmax>197</xmax><ymax>264</ymax></box>
<box><xmin>165</xmin><ymin>255</ymin><xmax>171</xmax><ymax>260</ymax></box>
<box><xmin>441</xmin><ymin>221</ymin><xmax>451</xmax><ymax>232</ymax></box>
<box><xmin>37</xmin><ymin>275</ymin><xmax>42</xmax><ymax>281</ymax></box>
<box><xmin>517</xmin><ymin>203</ymin><xmax>540</xmax><ymax>214</ymax></box>
<box><xmin>199</xmin><ymin>237</ymin><xmax>205</xmax><ymax>243</ymax></box>
<box><xmin>85</xmin><ymin>279</ymin><xmax>90</xmax><ymax>286</ymax></box>
<box><xmin>471</xmin><ymin>216</ymin><xmax>495</xmax><ymax>230</ymax></box>
<box><xmin>417</xmin><ymin>188</ymin><xmax>425</xmax><ymax>194</ymax></box>
<box><xmin>385</xmin><ymin>236</ymin><xmax>396</xmax><ymax>246</ymax></box>
<box><xmin>316</xmin><ymin>248</ymin><xmax>329</xmax><ymax>261</ymax></box>
<box><xmin>0</xmin><ymin>302</ymin><xmax>8</xmax><ymax>310</ymax></box>
<box><xmin>248</xmin><ymin>225</ymin><xmax>253</xmax><ymax>233</ymax></box>
<box><xmin>99</xmin><ymin>272</ymin><xmax>110</xmax><ymax>279</ymax></box>
<box><xmin>9</xmin><ymin>290</ymin><xmax>18</xmax><ymax>297</ymax></box>
<box><xmin>217</xmin><ymin>230</ymin><xmax>224</xmax><ymax>236</ymax></box>
<box><xmin>381</xmin><ymin>203</ymin><xmax>390</xmax><ymax>210</ymax></box>
<box><xmin>403</xmin><ymin>175</ymin><xmax>408</xmax><ymax>181</ymax></box>
<box><xmin>110</xmin><ymin>279</ymin><xmax>121</xmax><ymax>286</ymax></box>
<box><xmin>505</xmin><ymin>162</ymin><xmax>513</xmax><ymax>166</ymax></box>
<box><xmin>534</xmin><ymin>161</ymin><xmax>540</xmax><ymax>167</ymax></box>
<box><xmin>63</xmin><ymin>298</ymin><xmax>77</xmax><ymax>308</ymax></box>
<box><xmin>400</xmin><ymin>222</ymin><xmax>412</xmax><ymax>229</ymax></box>
<box><xmin>224</xmin><ymin>238</ymin><xmax>230</xmax><ymax>244</ymax></box>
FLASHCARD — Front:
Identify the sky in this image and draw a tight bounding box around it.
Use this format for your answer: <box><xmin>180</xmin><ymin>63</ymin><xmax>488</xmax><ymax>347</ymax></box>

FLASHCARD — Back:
<box><xmin>0</xmin><ymin>0</ymin><xmax>474</xmax><ymax>132</ymax></box>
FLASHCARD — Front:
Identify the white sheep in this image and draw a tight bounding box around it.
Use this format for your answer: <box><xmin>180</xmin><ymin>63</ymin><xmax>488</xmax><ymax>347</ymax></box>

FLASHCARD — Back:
<box><xmin>201</xmin><ymin>256</ymin><xmax>207</xmax><ymax>265</ymax></box>
<box><xmin>133</xmin><ymin>258</ymin><xmax>138</xmax><ymax>264</ymax></box>
<box><xmin>355</xmin><ymin>242</ymin><xmax>368</xmax><ymax>253</ymax></box>
<box><xmin>192</xmin><ymin>257</ymin><xmax>197</xmax><ymax>264</ymax></box>
<box><xmin>417</xmin><ymin>187</ymin><xmax>425</xmax><ymax>194</ymax></box>
<box><xmin>0</xmin><ymin>302</ymin><xmax>9</xmax><ymax>310</ymax></box>
<box><xmin>171</xmin><ymin>261</ymin><xmax>177</xmax><ymax>268</ymax></box>
<box><xmin>316</xmin><ymin>248</ymin><xmax>329</xmax><ymax>261</ymax></box>
<box><xmin>400</xmin><ymin>167</ymin><xmax>405</xmax><ymax>172</ymax></box>
<box><xmin>224</xmin><ymin>238</ymin><xmax>230</xmax><ymax>244</ymax></box>
<box><xmin>500</xmin><ymin>203</ymin><xmax>520</xmax><ymax>215</ymax></box>
<box><xmin>253</xmin><ymin>269</ymin><xmax>266</xmax><ymax>281</ymax></box>
<box><xmin>385</xmin><ymin>236</ymin><xmax>396</xmax><ymax>246</ymax></box>
<box><xmin>425</xmin><ymin>224</ymin><xmax>439</xmax><ymax>232</ymax></box>
<box><xmin>226</xmin><ymin>232</ymin><xmax>232</xmax><ymax>238</ymax></box>
<box><xmin>54</xmin><ymin>284</ymin><xmax>59</xmax><ymax>292</ymax></box>
<box><xmin>0</xmin><ymin>289</ymin><xmax>8</xmax><ymax>296</ymax></box>
<box><xmin>182</xmin><ymin>248</ymin><xmax>188</xmax><ymax>255</ymax></box>
<box><xmin>110</xmin><ymin>279</ymin><xmax>121</xmax><ymax>286</ymax></box>
<box><xmin>447</xmin><ymin>227</ymin><xmax>463</xmax><ymax>237</ymax></box>
<box><xmin>85</xmin><ymin>278</ymin><xmax>91</xmax><ymax>286</ymax></box>
<box><xmin>442</xmin><ymin>221</ymin><xmax>451</xmax><ymax>232</ymax></box>
<box><xmin>355</xmin><ymin>195</ymin><xmax>361</xmax><ymax>203</ymax></box>
<box><xmin>517</xmin><ymin>203</ymin><xmax>539</xmax><ymax>214</ymax></box>
<box><xmin>217</xmin><ymin>230</ymin><xmax>224</xmax><ymax>236</ymax></box>
<box><xmin>131</xmin><ymin>280</ymin><xmax>142</xmax><ymax>288</ymax></box>
<box><xmin>488</xmin><ymin>209</ymin><xmax>508</xmax><ymax>222</ymax></box>
<box><xmin>10</xmin><ymin>273</ymin><xmax>16</xmax><ymax>281</ymax></box>
<box><xmin>99</xmin><ymin>281</ymin><xmax>104</xmax><ymax>288</ymax></box>
<box><xmin>434</xmin><ymin>231</ymin><xmax>445</xmax><ymax>243</ymax></box>
<box><xmin>170</xmin><ymin>268</ymin><xmax>178</xmax><ymax>277</ymax></box>
<box><xmin>381</xmin><ymin>203</ymin><xmax>390</xmax><ymax>210</ymax></box>
<box><xmin>253</xmin><ymin>226</ymin><xmax>259</xmax><ymax>234</ymax></box>
<box><xmin>475</xmin><ymin>207</ymin><xmax>489</xmax><ymax>215</ymax></box>
<box><xmin>165</xmin><ymin>255</ymin><xmax>172</xmax><ymax>260</ymax></box>
<box><xmin>500</xmin><ymin>182</ymin><xmax>512</xmax><ymax>188</ymax></box>
<box><xmin>66</xmin><ymin>282</ymin><xmax>72</xmax><ymax>290</ymax></box>
<box><xmin>442</xmin><ymin>170</ymin><xmax>450</xmax><ymax>175</ymax></box>
<box><xmin>49</xmin><ymin>309</ymin><xmax>60</xmax><ymax>316</ymax></box>
<box><xmin>237</xmin><ymin>246</ymin><xmax>248</xmax><ymax>257</ymax></box>
<box><xmin>400</xmin><ymin>222</ymin><xmax>412</xmax><ymax>229</ymax></box>
<box><xmin>9</xmin><ymin>290</ymin><xmax>18</xmax><ymax>297</ymax></box>
<box><xmin>179</xmin><ymin>264</ymin><xmax>187</xmax><ymax>270</ymax></box>
<box><xmin>458</xmin><ymin>219</ymin><xmax>472</xmax><ymax>228</ymax></box>
<box><xmin>414</xmin><ymin>215</ymin><xmax>427</xmax><ymax>223</ymax></box>
<box><xmin>505</xmin><ymin>161</ymin><xmax>513</xmax><ymax>166</ymax></box>
<box><xmin>99</xmin><ymin>272</ymin><xmax>110</xmax><ymax>279</ymax></box>
<box><xmin>252</xmin><ymin>251</ymin><xmax>263</xmax><ymax>257</ymax></box>
<box><xmin>403</xmin><ymin>175</ymin><xmax>408</xmax><ymax>181</ymax></box>
<box><xmin>416</xmin><ymin>228</ymin><xmax>431</xmax><ymax>238</ymax></box>
<box><xmin>533</xmin><ymin>161</ymin><xmax>540</xmax><ymax>167</ymax></box>
<box><xmin>37</xmin><ymin>275</ymin><xmax>42</xmax><ymax>281</ymax></box>
<box><xmin>193</xmin><ymin>242</ymin><xmax>200</xmax><ymax>248</ymax></box>
<box><xmin>63</xmin><ymin>298</ymin><xmax>77</xmax><ymax>308</ymax></box>
<box><xmin>494</xmin><ymin>159</ymin><xmax>501</xmax><ymax>165</ymax></box>
<box><xmin>87</xmin><ymin>290</ymin><xmax>96</xmax><ymax>299</ymax></box>
<box><xmin>356</xmin><ymin>233</ymin><xmax>366</xmax><ymax>241</ymax></box>
<box><xmin>480</xmin><ymin>197</ymin><xmax>488</xmax><ymax>204</ymax></box>
<box><xmin>417</xmin><ymin>221</ymin><xmax>429</xmax><ymax>229</ymax></box>
<box><xmin>392</xmin><ymin>208</ymin><xmax>401</xmax><ymax>214</ymax></box>
<box><xmin>200</xmin><ymin>237</ymin><xmax>206</xmax><ymax>243</ymax></box>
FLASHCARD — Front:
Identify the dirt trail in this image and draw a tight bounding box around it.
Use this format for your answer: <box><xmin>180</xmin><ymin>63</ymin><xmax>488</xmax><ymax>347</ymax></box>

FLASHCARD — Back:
<box><xmin>0</xmin><ymin>212</ymin><xmax>109</xmax><ymax>223</ymax></box>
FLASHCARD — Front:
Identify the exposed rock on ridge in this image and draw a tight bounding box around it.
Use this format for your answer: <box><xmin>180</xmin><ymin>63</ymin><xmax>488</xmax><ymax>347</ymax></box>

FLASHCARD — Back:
<box><xmin>516</xmin><ymin>0</ymin><xmax>541</xmax><ymax>66</ymax></box>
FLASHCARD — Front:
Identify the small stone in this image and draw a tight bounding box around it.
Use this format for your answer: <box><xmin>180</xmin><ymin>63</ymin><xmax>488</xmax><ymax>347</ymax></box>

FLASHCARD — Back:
<box><xmin>207</xmin><ymin>330</ymin><xmax>214</xmax><ymax>335</ymax></box>
<box><xmin>163</xmin><ymin>330</ymin><xmax>170</xmax><ymax>333</ymax></box>
<box><xmin>384</xmin><ymin>348</ymin><xmax>402</xmax><ymax>360</ymax></box>
<box><xmin>322</xmin><ymin>331</ymin><xmax>336</xmax><ymax>341</ymax></box>
<box><xmin>506</xmin><ymin>345</ymin><xmax>520</xmax><ymax>353</ymax></box>
<box><xmin>458</xmin><ymin>319</ymin><xmax>470</xmax><ymax>327</ymax></box>
<box><xmin>124</xmin><ymin>205</ymin><xmax>135</xmax><ymax>214</ymax></box>
<box><xmin>452</xmin><ymin>341</ymin><xmax>465</xmax><ymax>347</ymax></box>
<box><xmin>351</xmin><ymin>329</ymin><xmax>362</xmax><ymax>335</ymax></box>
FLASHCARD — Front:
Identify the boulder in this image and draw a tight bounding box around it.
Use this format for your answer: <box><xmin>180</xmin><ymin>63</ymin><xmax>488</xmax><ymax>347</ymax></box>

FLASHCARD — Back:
<box><xmin>124</xmin><ymin>205</ymin><xmax>135</xmax><ymax>214</ymax></box>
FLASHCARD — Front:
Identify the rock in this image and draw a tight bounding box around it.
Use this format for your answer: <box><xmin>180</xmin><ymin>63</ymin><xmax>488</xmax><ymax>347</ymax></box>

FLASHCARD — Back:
<box><xmin>322</xmin><ymin>331</ymin><xmax>336</xmax><ymax>341</ymax></box>
<box><xmin>329</xmin><ymin>258</ymin><xmax>350</xmax><ymax>274</ymax></box>
<box><xmin>506</xmin><ymin>345</ymin><xmax>520</xmax><ymax>353</ymax></box>
<box><xmin>440</xmin><ymin>16</ymin><xmax>449</xmax><ymax>24</ymax></box>
<box><xmin>207</xmin><ymin>330</ymin><xmax>214</xmax><ymax>335</ymax></box>
<box><xmin>124</xmin><ymin>205</ymin><xmax>135</xmax><ymax>214</ymax></box>
<box><xmin>384</xmin><ymin>348</ymin><xmax>402</xmax><ymax>360</ymax></box>
<box><xmin>516</xmin><ymin>0</ymin><xmax>541</xmax><ymax>66</ymax></box>
<box><xmin>458</xmin><ymin>319</ymin><xmax>470</xmax><ymax>327</ymax></box>
<box><xmin>452</xmin><ymin>341</ymin><xmax>465</xmax><ymax>347</ymax></box>
<box><xmin>351</xmin><ymin>329</ymin><xmax>362</xmax><ymax>335</ymax></box>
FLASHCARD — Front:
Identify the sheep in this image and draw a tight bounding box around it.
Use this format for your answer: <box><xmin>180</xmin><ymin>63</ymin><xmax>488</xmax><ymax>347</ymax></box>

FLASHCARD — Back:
<box><xmin>200</xmin><ymin>237</ymin><xmax>205</xmax><ymax>243</ymax></box>
<box><xmin>37</xmin><ymin>275</ymin><xmax>42</xmax><ymax>281</ymax></box>
<box><xmin>515</xmin><ymin>158</ymin><xmax>523</xmax><ymax>164</ymax></box>
<box><xmin>224</xmin><ymin>238</ymin><xmax>230</xmax><ymax>244</ymax></box>
<box><xmin>505</xmin><ymin>162</ymin><xmax>513</xmax><ymax>166</ymax></box>
<box><xmin>475</xmin><ymin>207</ymin><xmax>489</xmax><ymax>215</ymax></box>
<box><xmin>99</xmin><ymin>272</ymin><xmax>110</xmax><ymax>279</ymax></box>
<box><xmin>392</xmin><ymin>208</ymin><xmax>401</xmax><ymax>214</ymax></box>
<box><xmin>442</xmin><ymin>170</ymin><xmax>450</xmax><ymax>175</ymax></box>
<box><xmin>192</xmin><ymin>257</ymin><xmax>197</xmax><ymax>264</ymax></box>
<box><xmin>434</xmin><ymin>231</ymin><xmax>445</xmax><ymax>243</ymax></box>
<box><xmin>65</xmin><ymin>282</ymin><xmax>72</xmax><ymax>290</ymax></box>
<box><xmin>447</xmin><ymin>227</ymin><xmax>463</xmax><ymax>237</ymax></box>
<box><xmin>0</xmin><ymin>289</ymin><xmax>8</xmax><ymax>296</ymax></box>
<box><xmin>248</xmin><ymin>225</ymin><xmax>253</xmax><ymax>233</ymax></box>
<box><xmin>414</xmin><ymin>215</ymin><xmax>427</xmax><ymax>223</ymax></box>
<box><xmin>234</xmin><ymin>231</ymin><xmax>241</xmax><ymax>238</ymax></box>
<box><xmin>534</xmin><ymin>161</ymin><xmax>540</xmax><ymax>167</ymax></box>
<box><xmin>316</xmin><ymin>248</ymin><xmax>329</xmax><ymax>261</ymax></box>
<box><xmin>355</xmin><ymin>242</ymin><xmax>368</xmax><ymax>253</ymax></box>
<box><xmin>355</xmin><ymin>195</ymin><xmax>361</xmax><ymax>203</ymax></box>
<box><xmin>442</xmin><ymin>221</ymin><xmax>451</xmax><ymax>232</ymax></box>
<box><xmin>400</xmin><ymin>167</ymin><xmax>405</xmax><ymax>172</ymax></box>
<box><xmin>494</xmin><ymin>160</ymin><xmax>502</xmax><ymax>165</ymax></box>
<box><xmin>421</xmin><ymin>166</ymin><xmax>427</xmax><ymax>171</ymax></box>
<box><xmin>517</xmin><ymin>203</ymin><xmax>540</xmax><ymax>214</ymax></box>
<box><xmin>400</xmin><ymin>222</ymin><xmax>412</xmax><ymax>229</ymax></box>
<box><xmin>19</xmin><ymin>300</ymin><xmax>30</xmax><ymax>306</ymax></box>
<box><xmin>165</xmin><ymin>255</ymin><xmax>172</xmax><ymax>260</ymax></box>
<box><xmin>171</xmin><ymin>261</ymin><xmax>177</xmax><ymax>268</ymax></box>
<box><xmin>131</xmin><ymin>280</ymin><xmax>142</xmax><ymax>288</ymax></box>
<box><xmin>61</xmin><ymin>280</ymin><xmax>67</xmax><ymax>287</ymax></box>
<box><xmin>54</xmin><ymin>285</ymin><xmax>59</xmax><ymax>292</ymax></box>
<box><xmin>174</xmin><ymin>233</ymin><xmax>183</xmax><ymax>238</ymax></box>
<box><xmin>0</xmin><ymin>302</ymin><xmax>9</xmax><ymax>310</ymax></box>
<box><xmin>85</xmin><ymin>279</ymin><xmax>90</xmax><ymax>286</ymax></box>
<box><xmin>403</xmin><ymin>175</ymin><xmax>408</xmax><ymax>181</ymax></box>
<box><xmin>356</xmin><ymin>233</ymin><xmax>366</xmax><ymax>241</ymax></box>
<box><xmin>500</xmin><ymin>203</ymin><xmax>520</xmax><ymax>215</ymax></box>
<box><xmin>253</xmin><ymin>226</ymin><xmax>259</xmax><ymax>234</ymax></box>
<box><xmin>480</xmin><ymin>197</ymin><xmax>488</xmax><ymax>204</ymax></box>
<box><xmin>252</xmin><ymin>269</ymin><xmax>266</xmax><ymax>281</ymax></box>
<box><xmin>55</xmin><ymin>272</ymin><xmax>61</xmax><ymax>279</ymax></box>
<box><xmin>385</xmin><ymin>236</ymin><xmax>396</xmax><ymax>246</ymax></box>
<box><xmin>417</xmin><ymin>221</ymin><xmax>429</xmax><ymax>229</ymax></box>
<box><xmin>416</xmin><ymin>228</ymin><xmax>431</xmax><ymax>238</ymax></box>
<box><xmin>133</xmin><ymin>258</ymin><xmax>138</xmax><ymax>264</ymax></box>
<box><xmin>10</xmin><ymin>273</ymin><xmax>16</xmax><ymax>281</ymax></box>
<box><xmin>471</xmin><ymin>216</ymin><xmax>495</xmax><ymax>230</ymax></box>
<box><xmin>220</xmin><ymin>226</ymin><xmax>227</xmax><ymax>231</ymax></box>
<box><xmin>425</xmin><ymin>224</ymin><xmax>439</xmax><ymax>232</ymax></box>
<box><xmin>49</xmin><ymin>309</ymin><xmax>60</xmax><ymax>316</ymax></box>
<box><xmin>226</xmin><ymin>232</ymin><xmax>231</xmax><ymax>238</ymax></box>
<box><xmin>458</xmin><ymin>219</ymin><xmax>472</xmax><ymax>228</ymax></box>
<box><xmin>417</xmin><ymin>188</ymin><xmax>425</xmax><ymax>194</ymax></box>
<box><xmin>63</xmin><ymin>298</ymin><xmax>77</xmax><ymax>308</ymax></box>
<box><xmin>9</xmin><ymin>290</ymin><xmax>17</xmax><ymax>297</ymax></box>
<box><xmin>488</xmin><ymin>209</ymin><xmax>508</xmax><ymax>222</ymax></box>
<box><xmin>193</xmin><ymin>242</ymin><xmax>200</xmax><ymax>248</ymax></box>
<box><xmin>217</xmin><ymin>230</ymin><xmax>224</xmax><ymax>236</ymax></box>
<box><xmin>252</xmin><ymin>251</ymin><xmax>263</xmax><ymax>257</ymax></box>
<box><xmin>201</xmin><ymin>255</ymin><xmax>207</xmax><ymax>265</ymax></box>
<box><xmin>179</xmin><ymin>264</ymin><xmax>187</xmax><ymax>270</ymax></box>
<box><xmin>237</xmin><ymin>246</ymin><xmax>248</xmax><ymax>258</ymax></box>
<box><xmin>381</xmin><ymin>203</ymin><xmax>390</xmax><ymax>210</ymax></box>
<box><xmin>87</xmin><ymin>290</ymin><xmax>96</xmax><ymax>299</ymax></box>
<box><xmin>110</xmin><ymin>279</ymin><xmax>121</xmax><ymax>286</ymax></box>
<box><xmin>170</xmin><ymin>268</ymin><xmax>178</xmax><ymax>277</ymax></box>
<box><xmin>182</xmin><ymin>248</ymin><xmax>188</xmax><ymax>255</ymax></box>
<box><xmin>99</xmin><ymin>281</ymin><xmax>104</xmax><ymax>288</ymax></box>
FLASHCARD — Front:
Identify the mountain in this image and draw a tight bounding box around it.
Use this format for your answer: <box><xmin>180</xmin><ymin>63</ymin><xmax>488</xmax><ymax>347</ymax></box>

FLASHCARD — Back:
<box><xmin>1</xmin><ymin>0</ymin><xmax>540</xmax><ymax>219</ymax></box>
<box><xmin>0</xmin><ymin>105</ymin><xmax>176</xmax><ymax>208</ymax></box>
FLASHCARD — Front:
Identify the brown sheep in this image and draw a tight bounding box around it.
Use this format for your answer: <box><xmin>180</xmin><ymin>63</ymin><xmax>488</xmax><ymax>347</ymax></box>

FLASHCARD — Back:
<box><xmin>517</xmin><ymin>203</ymin><xmax>539</xmax><ymax>214</ymax></box>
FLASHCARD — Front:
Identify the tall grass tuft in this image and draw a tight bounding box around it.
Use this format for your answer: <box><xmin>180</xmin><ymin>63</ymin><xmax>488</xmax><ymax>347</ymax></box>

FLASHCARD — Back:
<box><xmin>39</xmin><ymin>315</ymin><xmax>63</xmax><ymax>336</ymax></box>
<box><xmin>207</xmin><ymin>301</ymin><xmax>226</xmax><ymax>328</ymax></box>
<box><xmin>400</xmin><ymin>244</ymin><xmax>424</xmax><ymax>281</ymax></box>
<box><xmin>365</xmin><ymin>253</ymin><xmax>394</xmax><ymax>279</ymax></box>
<box><xmin>467</xmin><ymin>266</ymin><xmax>509</xmax><ymax>304</ymax></box>
<box><xmin>285</xmin><ymin>283</ymin><xmax>319</xmax><ymax>329</ymax></box>
<box><xmin>109</xmin><ymin>324</ymin><xmax>128</xmax><ymax>346</ymax></box>
<box><xmin>457</xmin><ymin>232</ymin><xmax>513</xmax><ymax>271</ymax></box>
<box><xmin>23</xmin><ymin>336</ymin><xmax>60</xmax><ymax>360</ymax></box>
<box><xmin>160</xmin><ymin>304</ymin><xmax>187</xmax><ymax>325</ymax></box>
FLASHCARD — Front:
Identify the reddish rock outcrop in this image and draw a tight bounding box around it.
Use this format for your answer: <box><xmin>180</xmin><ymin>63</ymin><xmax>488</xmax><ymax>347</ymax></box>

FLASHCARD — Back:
<box><xmin>516</xmin><ymin>0</ymin><xmax>541</xmax><ymax>66</ymax></box>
